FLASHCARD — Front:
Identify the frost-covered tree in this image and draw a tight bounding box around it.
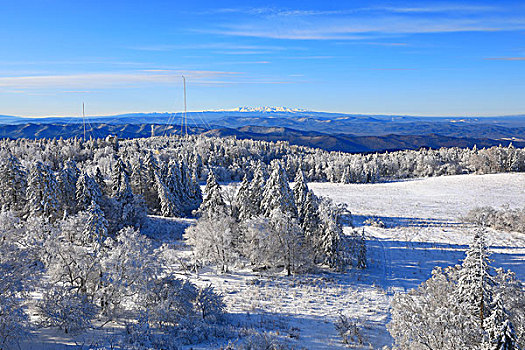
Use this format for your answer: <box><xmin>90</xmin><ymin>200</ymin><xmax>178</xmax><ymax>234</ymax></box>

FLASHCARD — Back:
<box><xmin>0</xmin><ymin>226</ymin><xmax>35</xmax><ymax>347</ymax></box>
<box><xmin>0</xmin><ymin>153</ymin><xmax>27</xmax><ymax>213</ymax></box>
<box><xmin>26</xmin><ymin>161</ymin><xmax>60</xmax><ymax>221</ymax></box>
<box><xmin>388</xmin><ymin>266</ymin><xmax>480</xmax><ymax>350</ymax></box>
<box><xmin>82</xmin><ymin>200</ymin><xmax>109</xmax><ymax>245</ymax></box>
<box><xmin>194</xmin><ymin>284</ymin><xmax>225</xmax><ymax>321</ymax></box>
<box><xmin>110</xmin><ymin>158</ymin><xmax>144</xmax><ymax>231</ymax></box>
<box><xmin>293</xmin><ymin>170</ymin><xmax>322</xmax><ymax>246</ymax></box>
<box><xmin>146</xmin><ymin>276</ymin><xmax>198</xmax><ymax>329</ymax></box>
<box><xmin>316</xmin><ymin>198</ymin><xmax>348</xmax><ymax>269</ymax></box>
<box><xmin>130</xmin><ymin>155</ymin><xmax>148</xmax><ymax>198</ymax></box>
<box><xmin>196</xmin><ymin>170</ymin><xmax>226</xmax><ymax>218</ymax></box>
<box><xmin>155</xmin><ymin>172</ymin><xmax>181</xmax><ymax>217</ymax></box>
<box><xmin>389</xmin><ymin>231</ymin><xmax>524</xmax><ymax>350</ymax></box>
<box><xmin>242</xmin><ymin>209</ymin><xmax>312</xmax><ymax>275</ymax></box>
<box><xmin>38</xmin><ymin>285</ymin><xmax>97</xmax><ymax>334</ymax></box>
<box><xmin>456</xmin><ymin>230</ymin><xmax>495</xmax><ymax>327</ymax></box>
<box><xmin>76</xmin><ymin>171</ymin><xmax>103</xmax><ymax>212</ymax></box>
<box><xmin>483</xmin><ymin>294</ymin><xmax>519</xmax><ymax>350</ymax></box>
<box><xmin>187</xmin><ymin>169</ymin><xmax>203</xmax><ymax>215</ymax></box>
<box><xmin>56</xmin><ymin>160</ymin><xmax>80</xmax><ymax>216</ymax></box>
<box><xmin>143</xmin><ymin>151</ymin><xmax>161</xmax><ymax>213</ymax></box>
<box><xmin>233</xmin><ymin>175</ymin><xmax>253</xmax><ymax>221</ymax></box>
<box><xmin>185</xmin><ymin>214</ymin><xmax>238</xmax><ymax>273</ymax></box>
<box><xmin>261</xmin><ymin>160</ymin><xmax>297</xmax><ymax>217</ymax></box>
<box><xmin>100</xmin><ymin>227</ymin><xmax>159</xmax><ymax>318</ymax></box>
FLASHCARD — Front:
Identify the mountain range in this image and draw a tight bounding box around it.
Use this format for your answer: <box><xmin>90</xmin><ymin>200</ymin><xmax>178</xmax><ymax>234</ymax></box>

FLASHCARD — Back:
<box><xmin>1</xmin><ymin>108</ymin><xmax>524</xmax><ymax>152</ymax></box>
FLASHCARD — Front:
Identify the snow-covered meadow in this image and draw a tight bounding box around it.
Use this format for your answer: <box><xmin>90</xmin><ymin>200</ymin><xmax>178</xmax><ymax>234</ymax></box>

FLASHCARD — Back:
<box><xmin>186</xmin><ymin>173</ymin><xmax>525</xmax><ymax>349</ymax></box>
<box><xmin>18</xmin><ymin>173</ymin><xmax>525</xmax><ymax>349</ymax></box>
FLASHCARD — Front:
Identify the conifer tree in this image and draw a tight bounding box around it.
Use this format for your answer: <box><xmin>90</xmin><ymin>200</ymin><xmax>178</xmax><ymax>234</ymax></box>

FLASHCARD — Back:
<box><xmin>456</xmin><ymin>230</ymin><xmax>495</xmax><ymax>327</ymax></box>
<box><xmin>233</xmin><ymin>175</ymin><xmax>253</xmax><ymax>221</ymax></box>
<box><xmin>261</xmin><ymin>160</ymin><xmax>297</xmax><ymax>217</ymax></box>
<box><xmin>187</xmin><ymin>169</ymin><xmax>203</xmax><ymax>214</ymax></box>
<box><xmin>94</xmin><ymin>167</ymin><xmax>107</xmax><ymax>195</ymax></box>
<box><xmin>155</xmin><ymin>172</ymin><xmax>180</xmax><ymax>217</ymax></box>
<box><xmin>111</xmin><ymin>158</ymin><xmax>141</xmax><ymax>230</ymax></box>
<box><xmin>247</xmin><ymin>161</ymin><xmax>267</xmax><ymax>215</ymax></box>
<box><xmin>82</xmin><ymin>200</ymin><xmax>109</xmax><ymax>245</ymax></box>
<box><xmin>26</xmin><ymin>162</ymin><xmax>59</xmax><ymax>221</ymax></box>
<box><xmin>143</xmin><ymin>152</ymin><xmax>161</xmax><ymax>213</ymax></box>
<box><xmin>56</xmin><ymin>160</ymin><xmax>80</xmax><ymax>216</ymax></box>
<box><xmin>130</xmin><ymin>156</ymin><xmax>148</xmax><ymax>198</ymax></box>
<box><xmin>76</xmin><ymin>172</ymin><xmax>103</xmax><ymax>212</ymax></box>
<box><xmin>197</xmin><ymin>170</ymin><xmax>226</xmax><ymax>218</ymax></box>
<box><xmin>0</xmin><ymin>153</ymin><xmax>27</xmax><ymax>213</ymax></box>
<box><xmin>483</xmin><ymin>294</ymin><xmax>519</xmax><ymax>350</ymax></box>
<box><xmin>317</xmin><ymin>198</ymin><xmax>347</xmax><ymax>268</ymax></box>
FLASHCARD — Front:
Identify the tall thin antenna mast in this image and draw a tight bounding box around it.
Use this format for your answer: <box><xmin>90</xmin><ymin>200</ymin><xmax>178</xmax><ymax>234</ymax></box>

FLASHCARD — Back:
<box><xmin>82</xmin><ymin>102</ymin><xmax>86</xmax><ymax>140</ymax></box>
<box><xmin>181</xmin><ymin>75</ymin><xmax>187</xmax><ymax>137</ymax></box>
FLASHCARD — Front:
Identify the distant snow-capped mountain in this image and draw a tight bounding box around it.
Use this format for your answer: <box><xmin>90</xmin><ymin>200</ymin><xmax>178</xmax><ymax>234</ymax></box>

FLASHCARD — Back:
<box><xmin>221</xmin><ymin>106</ymin><xmax>308</xmax><ymax>113</ymax></box>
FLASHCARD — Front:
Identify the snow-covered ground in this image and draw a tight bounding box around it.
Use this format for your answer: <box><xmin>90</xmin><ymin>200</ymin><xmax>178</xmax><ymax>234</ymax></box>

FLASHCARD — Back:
<box><xmin>24</xmin><ymin>173</ymin><xmax>525</xmax><ymax>349</ymax></box>
<box><xmin>310</xmin><ymin>173</ymin><xmax>525</xmax><ymax>221</ymax></box>
<box><xmin>195</xmin><ymin>173</ymin><xmax>525</xmax><ymax>349</ymax></box>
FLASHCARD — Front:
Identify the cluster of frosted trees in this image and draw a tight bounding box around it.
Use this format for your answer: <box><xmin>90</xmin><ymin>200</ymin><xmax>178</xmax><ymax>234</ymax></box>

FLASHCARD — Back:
<box><xmin>388</xmin><ymin>231</ymin><xmax>524</xmax><ymax>350</ymax></box>
<box><xmin>465</xmin><ymin>206</ymin><xmax>525</xmax><ymax>234</ymax></box>
<box><xmin>186</xmin><ymin>160</ymin><xmax>366</xmax><ymax>275</ymax></box>
<box><xmin>0</xmin><ymin>208</ymin><xmax>225</xmax><ymax>347</ymax></box>
<box><xmin>1</xmin><ymin>136</ymin><xmax>523</xmax><ymax>189</ymax></box>
<box><xmin>0</xmin><ymin>147</ymin><xmax>225</xmax><ymax>348</ymax></box>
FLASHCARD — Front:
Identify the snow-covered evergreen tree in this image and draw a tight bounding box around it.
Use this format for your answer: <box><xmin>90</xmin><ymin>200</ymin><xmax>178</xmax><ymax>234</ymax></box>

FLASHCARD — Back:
<box><xmin>155</xmin><ymin>172</ymin><xmax>181</xmax><ymax>217</ymax></box>
<box><xmin>389</xmin><ymin>230</ymin><xmax>524</xmax><ymax>349</ymax></box>
<box><xmin>130</xmin><ymin>155</ymin><xmax>149</xmax><ymax>198</ymax></box>
<box><xmin>143</xmin><ymin>151</ymin><xmax>161</xmax><ymax>213</ymax></box>
<box><xmin>26</xmin><ymin>161</ymin><xmax>60</xmax><ymax>221</ymax></box>
<box><xmin>196</xmin><ymin>170</ymin><xmax>226</xmax><ymax>218</ymax></box>
<box><xmin>82</xmin><ymin>200</ymin><xmax>109</xmax><ymax>245</ymax></box>
<box><xmin>293</xmin><ymin>170</ymin><xmax>321</xmax><ymax>244</ymax></box>
<box><xmin>76</xmin><ymin>171</ymin><xmax>103</xmax><ymax>212</ymax></box>
<box><xmin>0</xmin><ymin>153</ymin><xmax>27</xmax><ymax>213</ymax></box>
<box><xmin>56</xmin><ymin>160</ymin><xmax>79</xmax><ymax>216</ymax></box>
<box><xmin>233</xmin><ymin>175</ymin><xmax>253</xmax><ymax>221</ymax></box>
<box><xmin>456</xmin><ymin>230</ymin><xmax>495</xmax><ymax>327</ymax></box>
<box><xmin>187</xmin><ymin>169</ymin><xmax>203</xmax><ymax>215</ymax></box>
<box><xmin>388</xmin><ymin>266</ymin><xmax>480</xmax><ymax>350</ymax></box>
<box><xmin>483</xmin><ymin>293</ymin><xmax>519</xmax><ymax>350</ymax></box>
<box><xmin>261</xmin><ymin>160</ymin><xmax>297</xmax><ymax>217</ymax></box>
<box><xmin>110</xmin><ymin>158</ymin><xmax>143</xmax><ymax>230</ymax></box>
<box><xmin>317</xmin><ymin>198</ymin><xmax>347</xmax><ymax>269</ymax></box>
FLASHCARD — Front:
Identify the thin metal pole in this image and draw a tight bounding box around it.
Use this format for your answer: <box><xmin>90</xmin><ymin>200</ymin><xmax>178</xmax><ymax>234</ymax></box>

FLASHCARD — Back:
<box><xmin>183</xmin><ymin>75</ymin><xmax>187</xmax><ymax>136</ymax></box>
<box><xmin>82</xmin><ymin>103</ymin><xmax>86</xmax><ymax>140</ymax></box>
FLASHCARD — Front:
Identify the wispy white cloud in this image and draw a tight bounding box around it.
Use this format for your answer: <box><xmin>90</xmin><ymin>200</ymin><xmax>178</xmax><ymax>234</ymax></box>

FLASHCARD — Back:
<box><xmin>129</xmin><ymin>43</ymin><xmax>290</xmax><ymax>52</ymax></box>
<box><xmin>376</xmin><ymin>5</ymin><xmax>498</xmax><ymax>14</ymax></box>
<box><xmin>200</xmin><ymin>4</ymin><xmax>499</xmax><ymax>17</ymax></box>
<box><xmin>0</xmin><ymin>70</ymin><xmax>240</xmax><ymax>89</ymax></box>
<box><xmin>211</xmin><ymin>17</ymin><xmax>525</xmax><ymax>40</ymax></box>
<box><xmin>0</xmin><ymin>69</ymin><xmax>301</xmax><ymax>90</ymax></box>
<box><xmin>199</xmin><ymin>4</ymin><xmax>524</xmax><ymax>40</ymax></box>
<box><xmin>484</xmin><ymin>57</ymin><xmax>525</xmax><ymax>61</ymax></box>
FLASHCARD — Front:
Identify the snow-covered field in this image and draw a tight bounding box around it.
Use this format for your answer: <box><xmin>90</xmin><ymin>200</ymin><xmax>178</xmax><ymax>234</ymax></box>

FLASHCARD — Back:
<box><xmin>24</xmin><ymin>173</ymin><xmax>525</xmax><ymax>349</ymax></box>
<box><xmin>193</xmin><ymin>173</ymin><xmax>525</xmax><ymax>349</ymax></box>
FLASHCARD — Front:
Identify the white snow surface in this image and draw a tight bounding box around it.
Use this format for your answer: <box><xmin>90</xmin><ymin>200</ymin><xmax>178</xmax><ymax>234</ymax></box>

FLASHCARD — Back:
<box><xmin>192</xmin><ymin>173</ymin><xmax>525</xmax><ymax>349</ymax></box>
<box><xmin>23</xmin><ymin>173</ymin><xmax>525</xmax><ymax>349</ymax></box>
<box><xmin>309</xmin><ymin>173</ymin><xmax>525</xmax><ymax>221</ymax></box>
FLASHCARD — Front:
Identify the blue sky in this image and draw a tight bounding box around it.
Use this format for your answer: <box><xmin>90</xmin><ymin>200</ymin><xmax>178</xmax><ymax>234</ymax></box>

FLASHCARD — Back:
<box><xmin>1</xmin><ymin>0</ymin><xmax>524</xmax><ymax>117</ymax></box>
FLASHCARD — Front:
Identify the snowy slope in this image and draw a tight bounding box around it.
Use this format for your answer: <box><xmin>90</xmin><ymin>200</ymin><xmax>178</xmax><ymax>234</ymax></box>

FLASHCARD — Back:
<box><xmin>22</xmin><ymin>173</ymin><xmax>525</xmax><ymax>349</ymax></box>
<box><xmin>310</xmin><ymin>173</ymin><xmax>525</xmax><ymax>221</ymax></box>
<box><xmin>193</xmin><ymin>173</ymin><xmax>525</xmax><ymax>349</ymax></box>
